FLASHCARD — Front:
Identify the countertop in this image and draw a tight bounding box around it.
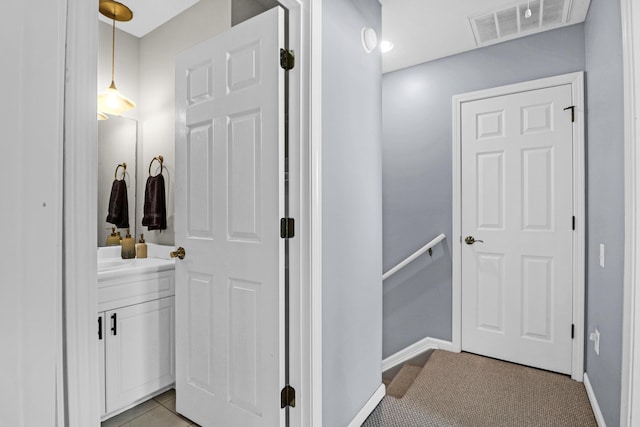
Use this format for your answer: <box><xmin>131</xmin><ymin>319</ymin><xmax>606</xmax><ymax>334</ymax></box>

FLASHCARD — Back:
<box><xmin>97</xmin><ymin>243</ymin><xmax>176</xmax><ymax>281</ymax></box>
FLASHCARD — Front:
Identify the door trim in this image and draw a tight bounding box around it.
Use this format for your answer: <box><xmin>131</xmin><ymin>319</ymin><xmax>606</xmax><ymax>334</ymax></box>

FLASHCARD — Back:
<box><xmin>63</xmin><ymin>0</ymin><xmax>101</xmax><ymax>425</ymax></box>
<box><xmin>309</xmin><ymin>0</ymin><xmax>324</xmax><ymax>425</ymax></box>
<box><xmin>620</xmin><ymin>0</ymin><xmax>640</xmax><ymax>424</ymax></box>
<box><xmin>451</xmin><ymin>72</ymin><xmax>586</xmax><ymax>381</ymax></box>
<box><xmin>63</xmin><ymin>1</ymin><xmax>317</xmax><ymax>426</ymax></box>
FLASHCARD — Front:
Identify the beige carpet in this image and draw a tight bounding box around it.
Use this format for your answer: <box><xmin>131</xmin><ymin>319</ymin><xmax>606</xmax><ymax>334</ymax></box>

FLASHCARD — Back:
<box><xmin>386</xmin><ymin>364</ymin><xmax>422</xmax><ymax>398</ymax></box>
<box><xmin>363</xmin><ymin>350</ymin><xmax>597</xmax><ymax>427</ymax></box>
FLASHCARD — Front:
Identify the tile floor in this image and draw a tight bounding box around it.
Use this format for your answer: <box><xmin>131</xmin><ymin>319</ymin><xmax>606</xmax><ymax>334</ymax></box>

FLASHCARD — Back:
<box><xmin>101</xmin><ymin>389</ymin><xmax>200</xmax><ymax>427</ymax></box>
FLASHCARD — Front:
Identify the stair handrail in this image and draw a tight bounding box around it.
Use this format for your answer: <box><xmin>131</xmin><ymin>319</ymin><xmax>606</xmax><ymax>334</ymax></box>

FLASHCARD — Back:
<box><xmin>382</xmin><ymin>233</ymin><xmax>446</xmax><ymax>280</ymax></box>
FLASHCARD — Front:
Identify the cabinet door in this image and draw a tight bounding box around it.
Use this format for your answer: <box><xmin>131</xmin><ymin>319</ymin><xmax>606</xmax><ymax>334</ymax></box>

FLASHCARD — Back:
<box><xmin>98</xmin><ymin>312</ymin><xmax>106</xmax><ymax>417</ymax></box>
<box><xmin>105</xmin><ymin>297</ymin><xmax>175</xmax><ymax>414</ymax></box>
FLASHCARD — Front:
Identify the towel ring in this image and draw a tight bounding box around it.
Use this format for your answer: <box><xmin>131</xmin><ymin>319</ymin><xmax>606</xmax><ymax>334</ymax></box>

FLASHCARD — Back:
<box><xmin>149</xmin><ymin>155</ymin><xmax>164</xmax><ymax>176</ymax></box>
<box><xmin>114</xmin><ymin>163</ymin><xmax>127</xmax><ymax>180</ymax></box>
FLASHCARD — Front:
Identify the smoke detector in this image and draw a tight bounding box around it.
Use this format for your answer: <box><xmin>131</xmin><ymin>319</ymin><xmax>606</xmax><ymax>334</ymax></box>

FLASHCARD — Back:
<box><xmin>469</xmin><ymin>0</ymin><xmax>591</xmax><ymax>47</ymax></box>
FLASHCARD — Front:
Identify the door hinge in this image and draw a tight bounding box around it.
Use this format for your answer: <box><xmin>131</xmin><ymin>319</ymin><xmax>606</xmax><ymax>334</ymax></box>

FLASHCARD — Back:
<box><xmin>564</xmin><ymin>106</ymin><xmax>575</xmax><ymax>123</ymax></box>
<box><xmin>571</xmin><ymin>324</ymin><xmax>575</xmax><ymax>339</ymax></box>
<box><xmin>280</xmin><ymin>218</ymin><xmax>295</xmax><ymax>239</ymax></box>
<box><xmin>572</xmin><ymin>216</ymin><xmax>575</xmax><ymax>230</ymax></box>
<box><xmin>281</xmin><ymin>385</ymin><xmax>296</xmax><ymax>408</ymax></box>
<box><xmin>280</xmin><ymin>48</ymin><xmax>295</xmax><ymax>70</ymax></box>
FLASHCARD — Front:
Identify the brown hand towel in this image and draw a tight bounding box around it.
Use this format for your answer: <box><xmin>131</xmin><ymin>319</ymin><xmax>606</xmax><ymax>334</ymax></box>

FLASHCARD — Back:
<box><xmin>142</xmin><ymin>174</ymin><xmax>167</xmax><ymax>231</ymax></box>
<box><xmin>106</xmin><ymin>179</ymin><xmax>129</xmax><ymax>229</ymax></box>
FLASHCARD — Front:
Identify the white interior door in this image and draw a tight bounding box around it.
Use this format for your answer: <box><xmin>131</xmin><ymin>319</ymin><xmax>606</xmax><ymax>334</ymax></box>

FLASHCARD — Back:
<box><xmin>174</xmin><ymin>7</ymin><xmax>284</xmax><ymax>427</ymax></box>
<box><xmin>461</xmin><ymin>84</ymin><xmax>574</xmax><ymax>375</ymax></box>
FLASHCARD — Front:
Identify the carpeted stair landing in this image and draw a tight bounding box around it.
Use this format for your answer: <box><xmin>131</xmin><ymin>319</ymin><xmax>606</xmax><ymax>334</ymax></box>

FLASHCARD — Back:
<box><xmin>385</xmin><ymin>364</ymin><xmax>422</xmax><ymax>399</ymax></box>
<box><xmin>363</xmin><ymin>350</ymin><xmax>597</xmax><ymax>427</ymax></box>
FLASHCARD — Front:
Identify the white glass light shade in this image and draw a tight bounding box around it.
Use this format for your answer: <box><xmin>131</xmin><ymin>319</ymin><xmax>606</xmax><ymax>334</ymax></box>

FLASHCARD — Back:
<box><xmin>97</xmin><ymin>112</ymin><xmax>109</xmax><ymax>120</ymax></box>
<box><xmin>97</xmin><ymin>81</ymin><xmax>135</xmax><ymax>116</ymax></box>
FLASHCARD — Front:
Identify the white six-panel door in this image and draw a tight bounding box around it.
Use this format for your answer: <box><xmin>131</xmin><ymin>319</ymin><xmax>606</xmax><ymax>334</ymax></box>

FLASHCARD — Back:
<box><xmin>174</xmin><ymin>7</ymin><xmax>284</xmax><ymax>427</ymax></box>
<box><xmin>461</xmin><ymin>84</ymin><xmax>574</xmax><ymax>375</ymax></box>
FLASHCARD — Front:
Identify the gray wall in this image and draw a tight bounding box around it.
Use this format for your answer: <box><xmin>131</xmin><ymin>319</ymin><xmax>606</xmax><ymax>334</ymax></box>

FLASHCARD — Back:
<box><xmin>231</xmin><ymin>0</ymin><xmax>278</xmax><ymax>26</ymax></box>
<box><xmin>584</xmin><ymin>0</ymin><xmax>625</xmax><ymax>425</ymax></box>
<box><xmin>322</xmin><ymin>0</ymin><xmax>383</xmax><ymax>425</ymax></box>
<box><xmin>137</xmin><ymin>0</ymin><xmax>231</xmax><ymax>246</ymax></box>
<box><xmin>381</xmin><ymin>24</ymin><xmax>586</xmax><ymax>358</ymax></box>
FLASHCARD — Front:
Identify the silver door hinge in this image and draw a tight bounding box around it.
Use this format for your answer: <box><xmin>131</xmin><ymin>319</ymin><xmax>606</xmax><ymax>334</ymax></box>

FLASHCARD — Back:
<box><xmin>280</xmin><ymin>218</ymin><xmax>295</xmax><ymax>239</ymax></box>
<box><xmin>281</xmin><ymin>385</ymin><xmax>296</xmax><ymax>408</ymax></box>
<box><xmin>280</xmin><ymin>49</ymin><xmax>295</xmax><ymax>70</ymax></box>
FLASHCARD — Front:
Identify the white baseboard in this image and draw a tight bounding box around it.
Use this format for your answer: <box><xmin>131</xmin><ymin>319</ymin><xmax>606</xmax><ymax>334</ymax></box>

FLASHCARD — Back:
<box><xmin>382</xmin><ymin>337</ymin><xmax>456</xmax><ymax>372</ymax></box>
<box><xmin>347</xmin><ymin>384</ymin><xmax>386</xmax><ymax>427</ymax></box>
<box><xmin>584</xmin><ymin>372</ymin><xmax>607</xmax><ymax>427</ymax></box>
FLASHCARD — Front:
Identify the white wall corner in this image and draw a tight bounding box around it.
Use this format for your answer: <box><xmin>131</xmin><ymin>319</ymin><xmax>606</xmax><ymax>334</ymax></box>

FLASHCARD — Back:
<box><xmin>309</xmin><ymin>0</ymin><xmax>323</xmax><ymax>425</ymax></box>
<box><xmin>619</xmin><ymin>0</ymin><xmax>639</xmax><ymax>425</ymax></box>
<box><xmin>584</xmin><ymin>372</ymin><xmax>607</xmax><ymax>427</ymax></box>
<box><xmin>382</xmin><ymin>337</ymin><xmax>456</xmax><ymax>372</ymax></box>
<box><xmin>347</xmin><ymin>384</ymin><xmax>386</xmax><ymax>427</ymax></box>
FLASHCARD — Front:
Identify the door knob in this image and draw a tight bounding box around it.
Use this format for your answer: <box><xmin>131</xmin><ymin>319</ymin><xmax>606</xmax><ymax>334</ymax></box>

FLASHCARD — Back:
<box><xmin>464</xmin><ymin>236</ymin><xmax>484</xmax><ymax>245</ymax></box>
<box><xmin>170</xmin><ymin>247</ymin><xmax>186</xmax><ymax>260</ymax></box>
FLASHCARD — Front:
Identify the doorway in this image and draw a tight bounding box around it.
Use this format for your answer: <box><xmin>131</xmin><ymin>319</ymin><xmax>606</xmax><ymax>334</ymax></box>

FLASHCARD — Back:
<box><xmin>63</xmin><ymin>0</ymin><xmax>316</xmax><ymax>425</ymax></box>
<box><xmin>452</xmin><ymin>72</ymin><xmax>586</xmax><ymax>380</ymax></box>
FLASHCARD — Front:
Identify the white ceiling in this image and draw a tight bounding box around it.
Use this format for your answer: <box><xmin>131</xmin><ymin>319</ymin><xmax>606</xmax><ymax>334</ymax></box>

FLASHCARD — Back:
<box><xmin>98</xmin><ymin>0</ymin><xmax>201</xmax><ymax>38</ymax></box>
<box><xmin>380</xmin><ymin>0</ymin><xmax>590</xmax><ymax>73</ymax></box>
<box><xmin>102</xmin><ymin>0</ymin><xmax>591</xmax><ymax>72</ymax></box>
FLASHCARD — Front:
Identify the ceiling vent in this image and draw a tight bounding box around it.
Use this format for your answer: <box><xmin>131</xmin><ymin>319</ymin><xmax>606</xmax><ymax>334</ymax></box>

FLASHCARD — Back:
<box><xmin>469</xmin><ymin>0</ymin><xmax>588</xmax><ymax>46</ymax></box>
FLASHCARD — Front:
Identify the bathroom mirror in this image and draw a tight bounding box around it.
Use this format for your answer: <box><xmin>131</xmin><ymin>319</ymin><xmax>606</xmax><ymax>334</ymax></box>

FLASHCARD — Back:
<box><xmin>98</xmin><ymin>116</ymin><xmax>138</xmax><ymax>247</ymax></box>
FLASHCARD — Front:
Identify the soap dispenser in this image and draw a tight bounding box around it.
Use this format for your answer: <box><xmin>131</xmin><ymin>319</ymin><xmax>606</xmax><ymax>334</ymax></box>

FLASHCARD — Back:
<box><xmin>121</xmin><ymin>229</ymin><xmax>136</xmax><ymax>259</ymax></box>
<box><xmin>136</xmin><ymin>234</ymin><xmax>147</xmax><ymax>259</ymax></box>
<box><xmin>106</xmin><ymin>227</ymin><xmax>121</xmax><ymax>246</ymax></box>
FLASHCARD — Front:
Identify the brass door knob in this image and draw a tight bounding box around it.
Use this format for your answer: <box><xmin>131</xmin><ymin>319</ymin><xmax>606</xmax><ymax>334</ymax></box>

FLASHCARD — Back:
<box><xmin>464</xmin><ymin>236</ymin><xmax>484</xmax><ymax>245</ymax></box>
<box><xmin>170</xmin><ymin>247</ymin><xmax>186</xmax><ymax>260</ymax></box>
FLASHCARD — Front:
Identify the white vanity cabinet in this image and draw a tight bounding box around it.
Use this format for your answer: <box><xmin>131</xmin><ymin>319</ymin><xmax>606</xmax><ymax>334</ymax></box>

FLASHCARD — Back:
<box><xmin>98</xmin><ymin>268</ymin><xmax>175</xmax><ymax>419</ymax></box>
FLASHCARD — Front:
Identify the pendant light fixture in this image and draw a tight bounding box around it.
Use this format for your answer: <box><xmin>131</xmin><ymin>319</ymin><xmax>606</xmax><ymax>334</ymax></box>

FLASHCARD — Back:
<box><xmin>98</xmin><ymin>0</ymin><xmax>135</xmax><ymax>117</ymax></box>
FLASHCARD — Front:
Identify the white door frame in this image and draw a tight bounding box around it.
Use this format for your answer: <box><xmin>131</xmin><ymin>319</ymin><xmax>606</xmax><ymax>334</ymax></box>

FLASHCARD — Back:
<box><xmin>62</xmin><ymin>1</ymin><xmax>322</xmax><ymax>426</ymax></box>
<box><xmin>620</xmin><ymin>0</ymin><xmax>640</xmax><ymax>424</ymax></box>
<box><xmin>452</xmin><ymin>72</ymin><xmax>586</xmax><ymax>381</ymax></box>
<box><xmin>63</xmin><ymin>0</ymin><xmax>101</xmax><ymax>424</ymax></box>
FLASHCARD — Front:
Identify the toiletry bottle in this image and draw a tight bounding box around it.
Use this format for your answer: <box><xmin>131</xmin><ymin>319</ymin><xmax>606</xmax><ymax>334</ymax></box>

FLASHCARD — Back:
<box><xmin>106</xmin><ymin>227</ymin><xmax>121</xmax><ymax>246</ymax></box>
<box><xmin>121</xmin><ymin>229</ymin><xmax>136</xmax><ymax>259</ymax></box>
<box><xmin>136</xmin><ymin>234</ymin><xmax>147</xmax><ymax>259</ymax></box>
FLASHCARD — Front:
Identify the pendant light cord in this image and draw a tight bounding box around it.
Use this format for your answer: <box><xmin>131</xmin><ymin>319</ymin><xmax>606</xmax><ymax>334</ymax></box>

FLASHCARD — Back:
<box><xmin>98</xmin><ymin>1</ymin><xmax>136</xmax><ymax>115</ymax></box>
<box><xmin>111</xmin><ymin>18</ymin><xmax>116</xmax><ymax>86</ymax></box>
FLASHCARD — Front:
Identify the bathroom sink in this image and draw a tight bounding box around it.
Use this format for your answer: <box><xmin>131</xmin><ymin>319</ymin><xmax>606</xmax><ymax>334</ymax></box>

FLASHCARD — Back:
<box><xmin>98</xmin><ymin>258</ymin><xmax>135</xmax><ymax>271</ymax></box>
<box><xmin>97</xmin><ymin>244</ymin><xmax>176</xmax><ymax>279</ymax></box>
